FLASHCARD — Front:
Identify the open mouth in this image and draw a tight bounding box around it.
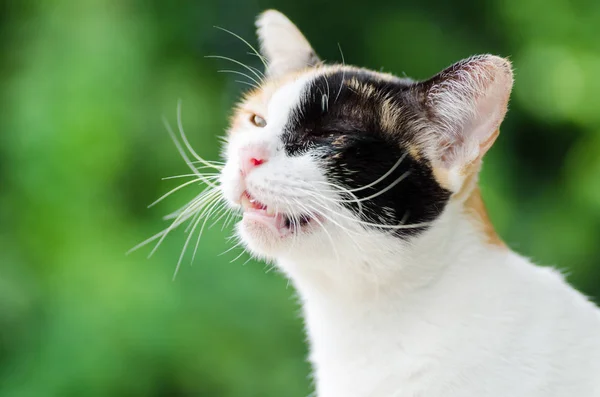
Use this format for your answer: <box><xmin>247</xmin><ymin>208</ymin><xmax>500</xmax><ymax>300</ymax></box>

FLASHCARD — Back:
<box><xmin>240</xmin><ymin>191</ymin><xmax>314</xmax><ymax>234</ymax></box>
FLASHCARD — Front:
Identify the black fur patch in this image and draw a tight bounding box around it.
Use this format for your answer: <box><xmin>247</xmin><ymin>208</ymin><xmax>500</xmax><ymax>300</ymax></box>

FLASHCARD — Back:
<box><xmin>281</xmin><ymin>68</ymin><xmax>451</xmax><ymax>237</ymax></box>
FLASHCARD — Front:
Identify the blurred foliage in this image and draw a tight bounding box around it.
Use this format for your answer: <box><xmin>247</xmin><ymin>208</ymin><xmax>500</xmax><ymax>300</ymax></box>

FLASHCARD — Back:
<box><xmin>0</xmin><ymin>0</ymin><xmax>599</xmax><ymax>396</ymax></box>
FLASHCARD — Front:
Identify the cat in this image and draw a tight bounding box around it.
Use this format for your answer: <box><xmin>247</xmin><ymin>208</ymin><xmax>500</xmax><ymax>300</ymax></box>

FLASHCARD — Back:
<box><xmin>184</xmin><ymin>9</ymin><xmax>600</xmax><ymax>397</ymax></box>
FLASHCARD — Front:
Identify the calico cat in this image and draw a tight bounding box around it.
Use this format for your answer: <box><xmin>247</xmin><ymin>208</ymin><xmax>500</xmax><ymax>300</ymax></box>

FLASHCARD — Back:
<box><xmin>157</xmin><ymin>9</ymin><xmax>600</xmax><ymax>397</ymax></box>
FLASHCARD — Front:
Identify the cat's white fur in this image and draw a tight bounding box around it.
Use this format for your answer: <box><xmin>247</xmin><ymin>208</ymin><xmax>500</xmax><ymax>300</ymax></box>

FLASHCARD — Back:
<box><xmin>218</xmin><ymin>10</ymin><xmax>600</xmax><ymax>397</ymax></box>
<box><xmin>285</xmin><ymin>204</ymin><xmax>600</xmax><ymax>397</ymax></box>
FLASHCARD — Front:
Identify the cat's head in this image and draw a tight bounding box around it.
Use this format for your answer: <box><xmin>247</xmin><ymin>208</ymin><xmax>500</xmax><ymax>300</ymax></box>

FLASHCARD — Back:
<box><xmin>219</xmin><ymin>10</ymin><xmax>513</xmax><ymax>265</ymax></box>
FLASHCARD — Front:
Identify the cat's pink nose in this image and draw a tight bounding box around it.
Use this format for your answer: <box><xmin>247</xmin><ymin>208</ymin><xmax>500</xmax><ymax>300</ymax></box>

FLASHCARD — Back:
<box><xmin>239</xmin><ymin>145</ymin><xmax>269</xmax><ymax>175</ymax></box>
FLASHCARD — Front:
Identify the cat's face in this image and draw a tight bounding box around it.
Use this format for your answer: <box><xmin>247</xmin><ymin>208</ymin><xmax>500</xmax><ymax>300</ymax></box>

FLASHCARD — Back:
<box><xmin>219</xmin><ymin>10</ymin><xmax>513</xmax><ymax>261</ymax></box>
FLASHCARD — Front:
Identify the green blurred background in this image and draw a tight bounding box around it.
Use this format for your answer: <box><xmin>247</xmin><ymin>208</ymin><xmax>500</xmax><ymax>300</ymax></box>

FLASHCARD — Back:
<box><xmin>1</xmin><ymin>0</ymin><xmax>599</xmax><ymax>396</ymax></box>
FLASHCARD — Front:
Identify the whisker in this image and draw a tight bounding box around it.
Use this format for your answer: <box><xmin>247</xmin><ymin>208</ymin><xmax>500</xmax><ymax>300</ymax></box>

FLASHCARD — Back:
<box><xmin>184</xmin><ymin>210</ymin><xmax>203</xmax><ymax>233</ymax></box>
<box><xmin>196</xmin><ymin>198</ymin><xmax>228</xmax><ymax>242</ymax></box>
<box><xmin>320</xmin><ymin>73</ymin><xmax>331</xmax><ymax>112</ymax></box>
<box><xmin>148</xmin><ymin>190</ymin><xmax>222</xmax><ymax>256</ymax></box>
<box><xmin>166</xmin><ymin>188</ymin><xmax>220</xmax><ymax>221</ymax></box>
<box><xmin>241</xmin><ymin>255</ymin><xmax>253</xmax><ymax>266</ymax></box>
<box><xmin>223</xmin><ymin>208</ymin><xmax>241</xmax><ymax>231</ymax></box>
<box><xmin>300</xmin><ymin>198</ymin><xmax>365</xmax><ymax>250</ymax></box>
<box><xmin>162</xmin><ymin>190</ymin><xmax>209</xmax><ymax>221</ymax></box>
<box><xmin>190</xmin><ymin>159</ymin><xmax>225</xmax><ymax>165</ymax></box>
<box><xmin>235</xmin><ymin>80</ymin><xmax>260</xmax><ymax>89</ymax></box>
<box><xmin>245</xmin><ymin>51</ymin><xmax>269</xmax><ymax>67</ymax></box>
<box><xmin>205</xmin><ymin>55</ymin><xmax>265</xmax><ymax>83</ymax></box>
<box><xmin>191</xmin><ymin>196</ymin><xmax>227</xmax><ymax>264</ymax></box>
<box><xmin>230</xmin><ymin>249</ymin><xmax>247</xmax><ymax>264</ymax></box>
<box><xmin>148</xmin><ymin>178</ymin><xmax>215</xmax><ymax>208</ymax></box>
<box><xmin>221</xmin><ymin>208</ymin><xmax>239</xmax><ymax>231</ymax></box>
<box><xmin>309</xmin><ymin>197</ymin><xmax>431</xmax><ymax>230</ymax></box>
<box><xmin>213</xmin><ymin>26</ymin><xmax>268</xmax><ymax>69</ymax></box>
<box><xmin>297</xmin><ymin>181</ymin><xmax>364</xmax><ymax>216</ymax></box>
<box><xmin>162</xmin><ymin>172</ymin><xmax>220</xmax><ymax>180</ymax></box>
<box><xmin>173</xmin><ymin>204</ymin><xmax>209</xmax><ymax>280</ymax></box>
<box><xmin>182</xmin><ymin>190</ymin><xmax>222</xmax><ymax>232</ymax></box>
<box><xmin>140</xmin><ymin>190</ymin><xmax>216</xmax><ymax>245</ymax></box>
<box><xmin>277</xmin><ymin>199</ymin><xmax>299</xmax><ymax>253</ymax></box>
<box><xmin>172</xmin><ymin>192</ymin><xmax>225</xmax><ymax>278</ymax></box>
<box><xmin>207</xmin><ymin>201</ymin><xmax>233</xmax><ymax>229</ymax></box>
<box><xmin>346</xmin><ymin>153</ymin><xmax>407</xmax><ymax>193</ymax></box>
<box><xmin>339</xmin><ymin>170</ymin><xmax>411</xmax><ymax>204</ymax></box>
<box><xmin>163</xmin><ymin>117</ymin><xmax>219</xmax><ymax>188</ymax></box>
<box><xmin>218</xmin><ymin>239</ymin><xmax>245</xmax><ymax>257</ymax></box>
<box><xmin>334</xmin><ymin>43</ymin><xmax>346</xmax><ymax>103</ymax></box>
<box><xmin>176</xmin><ymin>100</ymin><xmax>222</xmax><ymax>172</ymax></box>
<box><xmin>218</xmin><ymin>69</ymin><xmax>262</xmax><ymax>88</ymax></box>
<box><xmin>127</xmin><ymin>200</ymin><xmax>200</xmax><ymax>256</ymax></box>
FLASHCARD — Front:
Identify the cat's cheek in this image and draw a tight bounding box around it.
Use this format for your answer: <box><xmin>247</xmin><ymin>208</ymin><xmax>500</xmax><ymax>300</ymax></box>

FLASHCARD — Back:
<box><xmin>219</xmin><ymin>164</ymin><xmax>245</xmax><ymax>206</ymax></box>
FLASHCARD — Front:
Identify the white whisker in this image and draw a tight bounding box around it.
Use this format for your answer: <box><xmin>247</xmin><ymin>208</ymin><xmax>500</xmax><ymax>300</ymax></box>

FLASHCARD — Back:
<box><xmin>335</xmin><ymin>43</ymin><xmax>346</xmax><ymax>103</ymax></box>
<box><xmin>148</xmin><ymin>178</ymin><xmax>205</xmax><ymax>208</ymax></box>
<box><xmin>189</xmin><ymin>159</ymin><xmax>225</xmax><ymax>165</ymax></box>
<box><xmin>208</xmin><ymin>201</ymin><xmax>233</xmax><ymax>230</ymax></box>
<box><xmin>162</xmin><ymin>172</ymin><xmax>220</xmax><ymax>180</ymax></box>
<box><xmin>235</xmin><ymin>80</ymin><xmax>260</xmax><ymax>89</ymax></box>
<box><xmin>348</xmin><ymin>153</ymin><xmax>407</xmax><ymax>193</ymax></box>
<box><xmin>340</xmin><ymin>170</ymin><xmax>411</xmax><ymax>204</ymax></box>
<box><xmin>218</xmin><ymin>239</ymin><xmax>245</xmax><ymax>257</ymax></box>
<box><xmin>205</xmin><ymin>55</ymin><xmax>265</xmax><ymax>83</ymax></box>
<box><xmin>148</xmin><ymin>190</ymin><xmax>222</xmax><ymax>257</ymax></box>
<box><xmin>218</xmin><ymin>69</ymin><xmax>262</xmax><ymax>88</ymax></box>
<box><xmin>230</xmin><ymin>249</ymin><xmax>247</xmax><ymax>264</ymax></box>
<box><xmin>163</xmin><ymin>117</ymin><xmax>219</xmax><ymax>188</ymax></box>
<box><xmin>191</xmin><ymin>197</ymin><xmax>227</xmax><ymax>264</ymax></box>
<box><xmin>177</xmin><ymin>100</ymin><xmax>222</xmax><ymax>172</ymax></box>
<box><xmin>241</xmin><ymin>255</ymin><xmax>253</xmax><ymax>266</ymax></box>
<box><xmin>302</xmin><ymin>198</ymin><xmax>364</xmax><ymax>244</ymax></box>
<box><xmin>297</xmin><ymin>181</ymin><xmax>364</xmax><ymax>216</ymax></box>
<box><xmin>173</xmin><ymin>204</ymin><xmax>209</xmax><ymax>280</ymax></box>
<box><xmin>213</xmin><ymin>26</ymin><xmax>268</xmax><ymax>69</ymax></box>
<box><xmin>246</xmin><ymin>51</ymin><xmax>269</xmax><ymax>67</ymax></box>
<box><xmin>309</xmin><ymin>197</ymin><xmax>430</xmax><ymax>231</ymax></box>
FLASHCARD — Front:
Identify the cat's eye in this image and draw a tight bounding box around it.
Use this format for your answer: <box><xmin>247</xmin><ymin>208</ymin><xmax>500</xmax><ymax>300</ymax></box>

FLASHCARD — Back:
<box><xmin>250</xmin><ymin>114</ymin><xmax>267</xmax><ymax>128</ymax></box>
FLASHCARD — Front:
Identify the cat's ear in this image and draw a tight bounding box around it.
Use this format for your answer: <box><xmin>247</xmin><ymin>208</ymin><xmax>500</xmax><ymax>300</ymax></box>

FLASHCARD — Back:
<box><xmin>256</xmin><ymin>10</ymin><xmax>320</xmax><ymax>77</ymax></box>
<box><xmin>414</xmin><ymin>55</ymin><xmax>513</xmax><ymax>189</ymax></box>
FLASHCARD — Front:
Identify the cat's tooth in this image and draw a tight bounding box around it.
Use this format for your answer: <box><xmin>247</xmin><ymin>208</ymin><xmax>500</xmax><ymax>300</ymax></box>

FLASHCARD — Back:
<box><xmin>241</xmin><ymin>194</ymin><xmax>251</xmax><ymax>211</ymax></box>
<box><xmin>266</xmin><ymin>206</ymin><xmax>275</xmax><ymax>216</ymax></box>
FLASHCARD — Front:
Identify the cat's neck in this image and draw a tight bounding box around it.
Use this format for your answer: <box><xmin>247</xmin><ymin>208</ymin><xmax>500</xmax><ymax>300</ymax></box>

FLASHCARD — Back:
<box><xmin>277</xmin><ymin>189</ymin><xmax>514</xmax><ymax>397</ymax></box>
<box><xmin>277</xmin><ymin>187</ymin><xmax>507</xmax><ymax>302</ymax></box>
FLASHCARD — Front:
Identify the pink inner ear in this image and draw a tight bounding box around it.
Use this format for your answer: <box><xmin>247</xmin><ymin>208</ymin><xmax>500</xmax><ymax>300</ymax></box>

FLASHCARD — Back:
<box><xmin>467</xmin><ymin>70</ymin><xmax>512</xmax><ymax>156</ymax></box>
<box><xmin>426</xmin><ymin>55</ymin><xmax>514</xmax><ymax>168</ymax></box>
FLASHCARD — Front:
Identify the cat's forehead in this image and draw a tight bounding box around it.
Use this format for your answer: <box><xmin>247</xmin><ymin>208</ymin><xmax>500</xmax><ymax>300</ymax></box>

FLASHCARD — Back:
<box><xmin>232</xmin><ymin>65</ymin><xmax>420</xmax><ymax>144</ymax></box>
<box><xmin>291</xmin><ymin>66</ymin><xmax>416</xmax><ymax>135</ymax></box>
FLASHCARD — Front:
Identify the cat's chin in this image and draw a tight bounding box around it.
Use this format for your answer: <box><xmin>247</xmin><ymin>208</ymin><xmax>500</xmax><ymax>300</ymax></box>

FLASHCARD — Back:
<box><xmin>237</xmin><ymin>216</ymin><xmax>288</xmax><ymax>257</ymax></box>
<box><xmin>237</xmin><ymin>212</ymin><xmax>317</xmax><ymax>258</ymax></box>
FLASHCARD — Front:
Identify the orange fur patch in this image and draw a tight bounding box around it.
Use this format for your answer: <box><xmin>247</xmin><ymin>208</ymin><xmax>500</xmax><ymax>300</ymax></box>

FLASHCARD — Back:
<box><xmin>430</xmin><ymin>127</ymin><xmax>504</xmax><ymax>248</ymax></box>
<box><xmin>431</xmin><ymin>166</ymin><xmax>453</xmax><ymax>191</ymax></box>
<box><xmin>228</xmin><ymin>68</ymin><xmax>315</xmax><ymax>136</ymax></box>
<box><xmin>406</xmin><ymin>145</ymin><xmax>421</xmax><ymax>162</ymax></box>
<box><xmin>464</xmin><ymin>187</ymin><xmax>505</xmax><ymax>248</ymax></box>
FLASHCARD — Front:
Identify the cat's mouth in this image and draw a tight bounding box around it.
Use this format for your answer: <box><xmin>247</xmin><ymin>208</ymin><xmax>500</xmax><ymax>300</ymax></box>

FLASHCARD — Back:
<box><xmin>240</xmin><ymin>190</ymin><xmax>314</xmax><ymax>235</ymax></box>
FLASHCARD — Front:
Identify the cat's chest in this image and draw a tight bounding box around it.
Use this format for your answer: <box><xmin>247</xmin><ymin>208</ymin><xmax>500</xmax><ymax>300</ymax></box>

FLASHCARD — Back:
<box><xmin>282</xmin><ymin>249</ymin><xmax>600</xmax><ymax>397</ymax></box>
<box><xmin>303</xmin><ymin>297</ymin><xmax>461</xmax><ymax>397</ymax></box>
<box><xmin>295</xmin><ymin>260</ymin><xmax>600</xmax><ymax>397</ymax></box>
<box><xmin>302</xmin><ymin>301</ymin><xmax>531</xmax><ymax>397</ymax></box>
